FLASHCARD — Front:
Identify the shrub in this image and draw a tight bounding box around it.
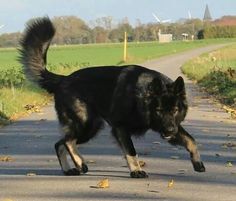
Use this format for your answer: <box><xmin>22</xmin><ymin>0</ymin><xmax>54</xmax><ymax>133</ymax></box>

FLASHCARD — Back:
<box><xmin>0</xmin><ymin>67</ymin><xmax>25</xmax><ymax>88</ymax></box>
<box><xmin>199</xmin><ymin>68</ymin><xmax>236</xmax><ymax>105</ymax></box>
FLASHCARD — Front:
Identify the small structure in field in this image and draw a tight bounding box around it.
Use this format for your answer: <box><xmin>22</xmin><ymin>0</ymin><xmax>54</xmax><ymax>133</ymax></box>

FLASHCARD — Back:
<box><xmin>158</xmin><ymin>29</ymin><xmax>172</xmax><ymax>43</ymax></box>
<box><xmin>182</xmin><ymin>33</ymin><xmax>189</xmax><ymax>41</ymax></box>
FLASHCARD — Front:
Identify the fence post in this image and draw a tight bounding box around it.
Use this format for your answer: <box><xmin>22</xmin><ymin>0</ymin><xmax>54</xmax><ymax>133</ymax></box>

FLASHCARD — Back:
<box><xmin>123</xmin><ymin>31</ymin><xmax>127</xmax><ymax>62</ymax></box>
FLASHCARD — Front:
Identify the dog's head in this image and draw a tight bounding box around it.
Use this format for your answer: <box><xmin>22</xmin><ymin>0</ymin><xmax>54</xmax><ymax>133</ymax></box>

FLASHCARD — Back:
<box><xmin>149</xmin><ymin>76</ymin><xmax>188</xmax><ymax>140</ymax></box>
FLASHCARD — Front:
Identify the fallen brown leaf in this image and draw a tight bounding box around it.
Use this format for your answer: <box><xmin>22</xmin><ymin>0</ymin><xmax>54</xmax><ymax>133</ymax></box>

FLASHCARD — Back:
<box><xmin>26</xmin><ymin>172</ymin><xmax>37</xmax><ymax>176</ymax></box>
<box><xmin>222</xmin><ymin>142</ymin><xmax>236</xmax><ymax>148</ymax></box>
<box><xmin>170</xmin><ymin>156</ymin><xmax>179</xmax><ymax>160</ymax></box>
<box><xmin>95</xmin><ymin>178</ymin><xmax>109</xmax><ymax>189</ymax></box>
<box><xmin>168</xmin><ymin>179</ymin><xmax>174</xmax><ymax>188</ymax></box>
<box><xmin>222</xmin><ymin>105</ymin><xmax>236</xmax><ymax>114</ymax></box>
<box><xmin>0</xmin><ymin>156</ymin><xmax>14</xmax><ymax>162</ymax></box>
<box><xmin>147</xmin><ymin>190</ymin><xmax>159</xmax><ymax>193</ymax></box>
<box><xmin>87</xmin><ymin>160</ymin><xmax>96</xmax><ymax>164</ymax></box>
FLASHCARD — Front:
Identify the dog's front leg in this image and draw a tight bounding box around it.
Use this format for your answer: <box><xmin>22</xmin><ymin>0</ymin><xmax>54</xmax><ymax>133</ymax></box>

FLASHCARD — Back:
<box><xmin>112</xmin><ymin>127</ymin><xmax>148</xmax><ymax>178</ymax></box>
<box><xmin>169</xmin><ymin>126</ymin><xmax>205</xmax><ymax>172</ymax></box>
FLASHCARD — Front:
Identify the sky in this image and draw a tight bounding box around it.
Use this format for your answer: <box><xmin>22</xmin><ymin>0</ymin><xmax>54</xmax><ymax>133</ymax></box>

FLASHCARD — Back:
<box><xmin>0</xmin><ymin>0</ymin><xmax>235</xmax><ymax>33</ymax></box>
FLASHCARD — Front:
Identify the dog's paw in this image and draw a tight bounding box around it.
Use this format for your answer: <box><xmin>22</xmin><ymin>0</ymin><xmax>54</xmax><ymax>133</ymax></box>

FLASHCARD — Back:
<box><xmin>81</xmin><ymin>163</ymin><xmax>88</xmax><ymax>173</ymax></box>
<box><xmin>130</xmin><ymin>170</ymin><xmax>148</xmax><ymax>178</ymax></box>
<box><xmin>64</xmin><ymin>168</ymin><xmax>81</xmax><ymax>176</ymax></box>
<box><xmin>63</xmin><ymin>164</ymin><xmax>88</xmax><ymax>176</ymax></box>
<box><xmin>192</xmin><ymin>161</ymin><xmax>206</xmax><ymax>172</ymax></box>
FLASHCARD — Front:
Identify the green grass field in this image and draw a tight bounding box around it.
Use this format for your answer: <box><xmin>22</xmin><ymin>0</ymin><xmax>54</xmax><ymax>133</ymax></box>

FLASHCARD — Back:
<box><xmin>182</xmin><ymin>44</ymin><xmax>236</xmax><ymax>105</ymax></box>
<box><xmin>0</xmin><ymin>39</ymin><xmax>235</xmax><ymax>124</ymax></box>
<box><xmin>0</xmin><ymin>38</ymin><xmax>234</xmax><ymax>69</ymax></box>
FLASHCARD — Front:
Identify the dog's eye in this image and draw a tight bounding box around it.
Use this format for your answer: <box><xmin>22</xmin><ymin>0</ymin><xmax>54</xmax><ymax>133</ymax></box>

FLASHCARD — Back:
<box><xmin>173</xmin><ymin>107</ymin><xmax>179</xmax><ymax>114</ymax></box>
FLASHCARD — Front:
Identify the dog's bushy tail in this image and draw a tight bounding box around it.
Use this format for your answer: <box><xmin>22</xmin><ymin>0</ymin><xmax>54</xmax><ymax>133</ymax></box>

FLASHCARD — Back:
<box><xmin>19</xmin><ymin>17</ymin><xmax>63</xmax><ymax>93</ymax></box>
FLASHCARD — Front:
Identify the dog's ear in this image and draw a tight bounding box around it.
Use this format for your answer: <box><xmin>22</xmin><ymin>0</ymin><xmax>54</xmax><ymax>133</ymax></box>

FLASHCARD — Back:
<box><xmin>174</xmin><ymin>76</ymin><xmax>185</xmax><ymax>96</ymax></box>
<box><xmin>148</xmin><ymin>78</ymin><xmax>167</xmax><ymax>95</ymax></box>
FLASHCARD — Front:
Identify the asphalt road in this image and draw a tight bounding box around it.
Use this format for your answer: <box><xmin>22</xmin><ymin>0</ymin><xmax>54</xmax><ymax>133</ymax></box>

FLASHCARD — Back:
<box><xmin>0</xmin><ymin>44</ymin><xmax>236</xmax><ymax>201</ymax></box>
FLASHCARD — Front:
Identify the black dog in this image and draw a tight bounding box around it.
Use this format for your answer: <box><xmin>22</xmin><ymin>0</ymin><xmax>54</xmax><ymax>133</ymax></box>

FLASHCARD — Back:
<box><xmin>19</xmin><ymin>17</ymin><xmax>205</xmax><ymax>178</ymax></box>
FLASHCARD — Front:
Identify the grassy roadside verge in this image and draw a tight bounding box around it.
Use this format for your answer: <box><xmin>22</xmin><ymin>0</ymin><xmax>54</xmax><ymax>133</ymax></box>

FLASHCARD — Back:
<box><xmin>0</xmin><ymin>83</ymin><xmax>51</xmax><ymax>125</ymax></box>
<box><xmin>182</xmin><ymin>44</ymin><xmax>236</xmax><ymax>115</ymax></box>
<box><xmin>0</xmin><ymin>39</ymin><xmax>235</xmax><ymax>125</ymax></box>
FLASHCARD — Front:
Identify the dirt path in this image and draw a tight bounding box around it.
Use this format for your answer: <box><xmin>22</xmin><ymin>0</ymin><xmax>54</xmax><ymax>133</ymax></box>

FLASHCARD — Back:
<box><xmin>0</xmin><ymin>44</ymin><xmax>235</xmax><ymax>201</ymax></box>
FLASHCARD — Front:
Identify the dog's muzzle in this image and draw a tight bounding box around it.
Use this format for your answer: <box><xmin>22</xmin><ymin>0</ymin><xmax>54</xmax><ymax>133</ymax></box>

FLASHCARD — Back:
<box><xmin>161</xmin><ymin>127</ymin><xmax>178</xmax><ymax>140</ymax></box>
<box><xmin>161</xmin><ymin>132</ymin><xmax>173</xmax><ymax>140</ymax></box>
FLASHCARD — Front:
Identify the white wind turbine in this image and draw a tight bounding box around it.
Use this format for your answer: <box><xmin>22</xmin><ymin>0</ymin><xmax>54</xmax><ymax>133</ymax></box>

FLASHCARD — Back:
<box><xmin>188</xmin><ymin>11</ymin><xmax>192</xmax><ymax>20</ymax></box>
<box><xmin>152</xmin><ymin>13</ymin><xmax>171</xmax><ymax>24</ymax></box>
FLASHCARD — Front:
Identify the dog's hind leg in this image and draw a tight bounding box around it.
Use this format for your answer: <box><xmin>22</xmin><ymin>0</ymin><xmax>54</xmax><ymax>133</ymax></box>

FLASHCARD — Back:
<box><xmin>55</xmin><ymin>138</ymin><xmax>88</xmax><ymax>176</ymax></box>
<box><xmin>112</xmin><ymin>127</ymin><xmax>148</xmax><ymax>178</ymax></box>
<box><xmin>64</xmin><ymin>139</ymin><xmax>88</xmax><ymax>174</ymax></box>
<box><xmin>54</xmin><ymin>98</ymin><xmax>91</xmax><ymax>175</ymax></box>
<box><xmin>62</xmin><ymin>118</ymin><xmax>103</xmax><ymax>176</ymax></box>
<box><xmin>169</xmin><ymin>125</ymin><xmax>205</xmax><ymax>172</ymax></box>
<box><xmin>55</xmin><ymin>139</ymin><xmax>75</xmax><ymax>175</ymax></box>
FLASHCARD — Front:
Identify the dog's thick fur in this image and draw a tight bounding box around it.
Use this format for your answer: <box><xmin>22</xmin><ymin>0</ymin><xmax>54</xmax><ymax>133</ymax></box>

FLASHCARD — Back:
<box><xmin>19</xmin><ymin>17</ymin><xmax>205</xmax><ymax>178</ymax></box>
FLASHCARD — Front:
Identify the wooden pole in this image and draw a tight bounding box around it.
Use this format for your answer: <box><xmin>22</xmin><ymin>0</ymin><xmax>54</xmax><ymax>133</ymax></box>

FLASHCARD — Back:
<box><xmin>123</xmin><ymin>31</ymin><xmax>127</xmax><ymax>62</ymax></box>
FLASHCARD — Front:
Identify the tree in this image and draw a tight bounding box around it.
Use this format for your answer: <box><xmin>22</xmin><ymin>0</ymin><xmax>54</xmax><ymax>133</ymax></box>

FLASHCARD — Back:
<box><xmin>92</xmin><ymin>26</ymin><xmax>108</xmax><ymax>43</ymax></box>
<box><xmin>0</xmin><ymin>15</ymin><xmax>235</xmax><ymax>48</ymax></box>
<box><xmin>0</xmin><ymin>32</ymin><xmax>21</xmax><ymax>47</ymax></box>
<box><xmin>52</xmin><ymin>16</ymin><xmax>91</xmax><ymax>44</ymax></box>
<box><xmin>115</xmin><ymin>18</ymin><xmax>134</xmax><ymax>42</ymax></box>
<box><xmin>90</xmin><ymin>16</ymin><xmax>114</xmax><ymax>43</ymax></box>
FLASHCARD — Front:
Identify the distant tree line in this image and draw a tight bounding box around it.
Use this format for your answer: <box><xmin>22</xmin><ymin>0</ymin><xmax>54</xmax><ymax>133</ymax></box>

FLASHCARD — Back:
<box><xmin>198</xmin><ymin>24</ymin><xmax>236</xmax><ymax>39</ymax></box>
<box><xmin>0</xmin><ymin>15</ymin><xmax>235</xmax><ymax>47</ymax></box>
